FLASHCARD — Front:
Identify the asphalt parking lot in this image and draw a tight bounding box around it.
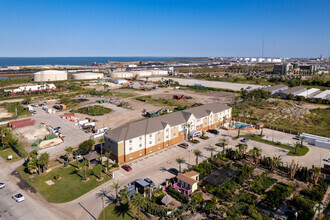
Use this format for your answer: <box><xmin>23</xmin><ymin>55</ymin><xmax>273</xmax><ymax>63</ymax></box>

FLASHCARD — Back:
<box><xmin>31</xmin><ymin>106</ymin><xmax>90</xmax><ymax>157</ymax></box>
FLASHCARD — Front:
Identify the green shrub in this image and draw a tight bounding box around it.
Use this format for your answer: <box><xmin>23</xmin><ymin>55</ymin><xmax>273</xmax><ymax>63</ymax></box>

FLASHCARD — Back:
<box><xmin>166</xmin><ymin>186</ymin><xmax>189</xmax><ymax>203</ymax></box>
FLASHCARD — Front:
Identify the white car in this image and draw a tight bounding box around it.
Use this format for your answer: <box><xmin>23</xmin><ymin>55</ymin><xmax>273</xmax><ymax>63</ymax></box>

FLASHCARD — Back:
<box><xmin>12</xmin><ymin>193</ymin><xmax>25</xmax><ymax>202</ymax></box>
<box><xmin>0</xmin><ymin>183</ymin><xmax>5</xmax><ymax>189</ymax></box>
<box><xmin>323</xmin><ymin>158</ymin><xmax>330</xmax><ymax>162</ymax></box>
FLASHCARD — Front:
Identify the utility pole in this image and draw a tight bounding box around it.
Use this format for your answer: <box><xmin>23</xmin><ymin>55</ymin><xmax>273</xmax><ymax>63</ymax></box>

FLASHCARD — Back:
<box><xmin>262</xmin><ymin>37</ymin><xmax>264</xmax><ymax>58</ymax></box>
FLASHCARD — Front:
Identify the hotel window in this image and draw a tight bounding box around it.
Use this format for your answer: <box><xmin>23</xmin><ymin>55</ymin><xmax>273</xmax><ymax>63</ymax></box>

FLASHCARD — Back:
<box><xmin>149</xmin><ymin>148</ymin><xmax>152</xmax><ymax>152</ymax></box>
<box><xmin>149</xmin><ymin>134</ymin><xmax>152</xmax><ymax>138</ymax></box>
<box><xmin>158</xmin><ymin>131</ymin><xmax>160</xmax><ymax>135</ymax></box>
<box><xmin>139</xmin><ymin>137</ymin><xmax>142</xmax><ymax>141</ymax></box>
<box><xmin>139</xmin><ymin>151</ymin><xmax>142</xmax><ymax>155</ymax></box>
<box><xmin>173</xmin><ymin>133</ymin><xmax>176</xmax><ymax>137</ymax></box>
<box><xmin>129</xmin><ymin>140</ymin><xmax>132</xmax><ymax>144</ymax></box>
<box><xmin>166</xmin><ymin>142</ymin><xmax>169</xmax><ymax>146</ymax></box>
<box><xmin>166</xmin><ymin>128</ymin><xmax>169</xmax><ymax>132</ymax></box>
<box><xmin>166</xmin><ymin>136</ymin><xmax>168</xmax><ymax>139</ymax></box>
<box><xmin>158</xmin><ymin>138</ymin><xmax>160</xmax><ymax>142</ymax></box>
<box><xmin>158</xmin><ymin>145</ymin><xmax>161</xmax><ymax>149</ymax></box>
<box><xmin>129</xmin><ymin>154</ymin><xmax>133</xmax><ymax>159</ymax></box>
<box><xmin>139</xmin><ymin>144</ymin><xmax>142</xmax><ymax>147</ymax></box>
<box><xmin>149</xmin><ymin>141</ymin><xmax>152</xmax><ymax>145</ymax></box>
<box><xmin>129</xmin><ymin>147</ymin><xmax>132</xmax><ymax>151</ymax></box>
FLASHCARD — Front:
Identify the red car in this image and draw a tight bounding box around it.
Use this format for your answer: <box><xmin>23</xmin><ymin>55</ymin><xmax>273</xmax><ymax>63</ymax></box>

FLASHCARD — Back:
<box><xmin>122</xmin><ymin>164</ymin><xmax>132</xmax><ymax>172</ymax></box>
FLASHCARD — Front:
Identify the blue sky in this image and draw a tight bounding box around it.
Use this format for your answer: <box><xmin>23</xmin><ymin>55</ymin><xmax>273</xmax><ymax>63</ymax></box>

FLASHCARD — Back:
<box><xmin>0</xmin><ymin>0</ymin><xmax>329</xmax><ymax>57</ymax></box>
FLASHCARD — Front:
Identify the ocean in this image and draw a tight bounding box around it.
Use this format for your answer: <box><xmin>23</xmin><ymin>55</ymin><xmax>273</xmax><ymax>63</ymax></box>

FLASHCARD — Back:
<box><xmin>0</xmin><ymin>57</ymin><xmax>208</xmax><ymax>67</ymax></box>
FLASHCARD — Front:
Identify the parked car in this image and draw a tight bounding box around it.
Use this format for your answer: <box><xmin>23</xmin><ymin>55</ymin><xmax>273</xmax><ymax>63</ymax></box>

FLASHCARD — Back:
<box><xmin>0</xmin><ymin>183</ymin><xmax>5</xmax><ymax>189</ymax></box>
<box><xmin>56</xmin><ymin>127</ymin><xmax>61</xmax><ymax>131</ymax></box>
<box><xmin>207</xmin><ymin>129</ymin><xmax>219</xmax><ymax>135</ymax></box>
<box><xmin>293</xmin><ymin>135</ymin><xmax>300</xmax><ymax>140</ymax></box>
<box><xmin>178</xmin><ymin>142</ymin><xmax>189</xmax><ymax>149</ymax></box>
<box><xmin>122</xmin><ymin>164</ymin><xmax>132</xmax><ymax>172</ymax></box>
<box><xmin>168</xmin><ymin>168</ymin><xmax>179</xmax><ymax>175</ymax></box>
<box><xmin>241</xmin><ymin>138</ymin><xmax>249</xmax><ymax>143</ymax></box>
<box><xmin>323</xmin><ymin>158</ymin><xmax>330</xmax><ymax>162</ymax></box>
<box><xmin>74</xmin><ymin>154</ymin><xmax>82</xmax><ymax>159</ymax></box>
<box><xmin>12</xmin><ymin>193</ymin><xmax>25</xmax><ymax>202</ymax></box>
<box><xmin>144</xmin><ymin>178</ymin><xmax>155</xmax><ymax>187</ymax></box>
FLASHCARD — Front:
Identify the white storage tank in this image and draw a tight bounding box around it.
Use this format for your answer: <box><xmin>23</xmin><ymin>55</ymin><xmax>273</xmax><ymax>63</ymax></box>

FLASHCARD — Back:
<box><xmin>72</xmin><ymin>72</ymin><xmax>104</xmax><ymax>80</ymax></box>
<box><xmin>33</xmin><ymin>70</ymin><xmax>67</xmax><ymax>82</ymax></box>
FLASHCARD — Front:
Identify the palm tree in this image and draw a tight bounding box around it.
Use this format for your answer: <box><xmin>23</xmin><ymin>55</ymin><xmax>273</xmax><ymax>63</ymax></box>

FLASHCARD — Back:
<box><xmin>111</xmin><ymin>180</ymin><xmax>122</xmax><ymax>205</ymax></box>
<box><xmin>130</xmin><ymin>193</ymin><xmax>146</xmax><ymax>220</ymax></box>
<box><xmin>73</xmin><ymin>151</ymin><xmax>80</xmax><ymax>169</ymax></box>
<box><xmin>193</xmin><ymin>149</ymin><xmax>202</xmax><ymax>165</ymax></box>
<box><xmin>205</xmin><ymin>145</ymin><xmax>216</xmax><ymax>157</ymax></box>
<box><xmin>98</xmin><ymin>138</ymin><xmax>105</xmax><ymax>163</ymax></box>
<box><xmin>65</xmin><ymin>147</ymin><xmax>73</xmax><ymax>166</ymax></box>
<box><xmin>218</xmin><ymin>138</ymin><xmax>228</xmax><ymax>153</ymax></box>
<box><xmin>97</xmin><ymin>165</ymin><xmax>103</xmax><ymax>180</ymax></box>
<box><xmin>294</xmin><ymin>142</ymin><xmax>300</xmax><ymax>155</ymax></box>
<box><xmin>29</xmin><ymin>150</ymin><xmax>38</xmax><ymax>159</ymax></box>
<box><xmin>120</xmin><ymin>186</ymin><xmax>130</xmax><ymax>204</ymax></box>
<box><xmin>104</xmin><ymin>151</ymin><xmax>111</xmax><ymax>171</ymax></box>
<box><xmin>176</xmin><ymin>158</ymin><xmax>185</xmax><ymax>173</ymax></box>
<box><xmin>300</xmin><ymin>136</ymin><xmax>306</xmax><ymax>148</ymax></box>
<box><xmin>236</xmin><ymin>143</ymin><xmax>248</xmax><ymax>158</ymax></box>
<box><xmin>270</xmin><ymin>155</ymin><xmax>282</xmax><ymax>171</ymax></box>
<box><xmin>82</xmin><ymin>161</ymin><xmax>88</xmax><ymax>181</ymax></box>
<box><xmin>38</xmin><ymin>152</ymin><xmax>50</xmax><ymax>173</ymax></box>
<box><xmin>249</xmin><ymin>147</ymin><xmax>262</xmax><ymax>163</ymax></box>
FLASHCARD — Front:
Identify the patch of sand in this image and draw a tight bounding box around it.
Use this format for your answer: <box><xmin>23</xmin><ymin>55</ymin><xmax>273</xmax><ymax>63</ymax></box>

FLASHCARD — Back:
<box><xmin>39</xmin><ymin>138</ymin><xmax>63</xmax><ymax>149</ymax></box>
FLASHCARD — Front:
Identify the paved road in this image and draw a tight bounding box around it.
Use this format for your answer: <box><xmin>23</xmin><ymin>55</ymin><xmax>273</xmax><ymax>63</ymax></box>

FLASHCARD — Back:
<box><xmin>0</xmin><ymin>158</ymin><xmax>69</xmax><ymax>220</ymax></box>
<box><xmin>1</xmin><ymin>128</ymin><xmax>328</xmax><ymax>220</ymax></box>
<box><xmin>146</xmin><ymin>77</ymin><xmax>264</xmax><ymax>91</ymax></box>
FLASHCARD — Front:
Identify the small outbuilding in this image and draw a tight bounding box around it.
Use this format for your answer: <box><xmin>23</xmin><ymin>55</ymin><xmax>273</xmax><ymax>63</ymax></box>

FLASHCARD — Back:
<box><xmin>177</xmin><ymin>171</ymin><xmax>200</xmax><ymax>193</ymax></box>
<box><xmin>161</xmin><ymin>194</ymin><xmax>173</xmax><ymax>206</ymax></box>
<box><xmin>83</xmin><ymin>152</ymin><xmax>101</xmax><ymax>168</ymax></box>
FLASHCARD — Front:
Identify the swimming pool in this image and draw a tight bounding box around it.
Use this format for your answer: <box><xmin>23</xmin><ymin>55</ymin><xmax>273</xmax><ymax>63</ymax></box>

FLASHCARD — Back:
<box><xmin>233</xmin><ymin>122</ymin><xmax>252</xmax><ymax>129</ymax></box>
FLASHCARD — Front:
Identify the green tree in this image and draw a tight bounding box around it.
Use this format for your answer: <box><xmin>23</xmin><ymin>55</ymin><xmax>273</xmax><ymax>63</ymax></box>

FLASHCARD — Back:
<box><xmin>98</xmin><ymin>138</ymin><xmax>104</xmax><ymax>163</ymax></box>
<box><xmin>21</xmin><ymin>96</ymin><xmax>32</xmax><ymax>105</ymax></box>
<box><xmin>249</xmin><ymin>147</ymin><xmax>262</xmax><ymax>164</ymax></box>
<box><xmin>38</xmin><ymin>152</ymin><xmax>50</xmax><ymax>173</ymax></box>
<box><xmin>104</xmin><ymin>151</ymin><xmax>111</xmax><ymax>171</ymax></box>
<box><xmin>27</xmin><ymin>159</ymin><xmax>37</xmax><ymax>174</ymax></box>
<box><xmin>29</xmin><ymin>150</ymin><xmax>38</xmax><ymax>159</ymax></box>
<box><xmin>294</xmin><ymin>142</ymin><xmax>300</xmax><ymax>155</ymax></box>
<box><xmin>65</xmin><ymin>146</ymin><xmax>73</xmax><ymax>166</ymax></box>
<box><xmin>193</xmin><ymin>149</ymin><xmax>202</xmax><ymax>165</ymax></box>
<box><xmin>78</xmin><ymin>139</ymin><xmax>95</xmax><ymax>155</ymax></box>
<box><xmin>111</xmin><ymin>180</ymin><xmax>122</xmax><ymax>205</ymax></box>
<box><xmin>176</xmin><ymin>158</ymin><xmax>185</xmax><ymax>173</ymax></box>
<box><xmin>205</xmin><ymin>145</ymin><xmax>216</xmax><ymax>157</ymax></box>
<box><xmin>218</xmin><ymin>138</ymin><xmax>228</xmax><ymax>153</ymax></box>
<box><xmin>300</xmin><ymin>136</ymin><xmax>306</xmax><ymax>148</ymax></box>
<box><xmin>120</xmin><ymin>186</ymin><xmax>130</xmax><ymax>204</ymax></box>
<box><xmin>130</xmin><ymin>193</ymin><xmax>146</xmax><ymax>220</ymax></box>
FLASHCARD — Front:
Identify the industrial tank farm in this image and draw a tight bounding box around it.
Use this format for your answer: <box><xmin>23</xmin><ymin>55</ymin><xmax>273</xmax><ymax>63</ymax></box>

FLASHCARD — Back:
<box><xmin>72</xmin><ymin>72</ymin><xmax>104</xmax><ymax>80</ymax></box>
<box><xmin>33</xmin><ymin>70</ymin><xmax>68</xmax><ymax>82</ymax></box>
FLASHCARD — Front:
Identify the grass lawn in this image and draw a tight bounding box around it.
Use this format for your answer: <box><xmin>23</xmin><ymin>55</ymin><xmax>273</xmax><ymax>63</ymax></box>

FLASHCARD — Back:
<box><xmin>0</xmin><ymin>148</ymin><xmax>22</xmax><ymax>162</ymax></box>
<box><xmin>111</xmin><ymin>92</ymin><xmax>136</xmax><ymax>98</ymax></box>
<box><xmin>75</xmin><ymin>105</ymin><xmax>112</xmax><ymax>116</ymax></box>
<box><xmin>99</xmin><ymin>202</ymin><xmax>148</xmax><ymax>220</ymax></box>
<box><xmin>16</xmin><ymin>162</ymin><xmax>110</xmax><ymax>203</ymax></box>
<box><xmin>241</xmin><ymin>134</ymin><xmax>309</xmax><ymax>156</ymax></box>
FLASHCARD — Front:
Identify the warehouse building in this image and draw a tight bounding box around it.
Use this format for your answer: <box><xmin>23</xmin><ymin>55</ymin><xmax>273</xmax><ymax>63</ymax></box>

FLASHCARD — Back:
<box><xmin>262</xmin><ymin>84</ymin><xmax>288</xmax><ymax>94</ymax></box>
<box><xmin>312</xmin><ymin>90</ymin><xmax>330</xmax><ymax>99</ymax></box>
<box><xmin>33</xmin><ymin>70</ymin><xmax>67</xmax><ymax>82</ymax></box>
<box><xmin>104</xmin><ymin>103</ymin><xmax>232</xmax><ymax>163</ymax></box>
<box><xmin>276</xmin><ymin>86</ymin><xmax>306</xmax><ymax>97</ymax></box>
<box><xmin>300</xmin><ymin>133</ymin><xmax>330</xmax><ymax>149</ymax></box>
<box><xmin>296</xmin><ymin>88</ymin><xmax>320</xmax><ymax>98</ymax></box>
<box><xmin>110</xmin><ymin>70</ymin><xmax>168</xmax><ymax>79</ymax></box>
<box><xmin>72</xmin><ymin>72</ymin><xmax>104</xmax><ymax>80</ymax></box>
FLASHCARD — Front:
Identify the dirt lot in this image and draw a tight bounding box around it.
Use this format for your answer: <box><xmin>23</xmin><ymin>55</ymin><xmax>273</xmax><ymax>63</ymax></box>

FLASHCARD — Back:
<box><xmin>13</xmin><ymin>125</ymin><xmax>49</xmax><ymax>143</ymax></box>
<box><xmin>0</xmin><ymin>107</ymin><xmax>12</xmax><ymax>118</ymax></box>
